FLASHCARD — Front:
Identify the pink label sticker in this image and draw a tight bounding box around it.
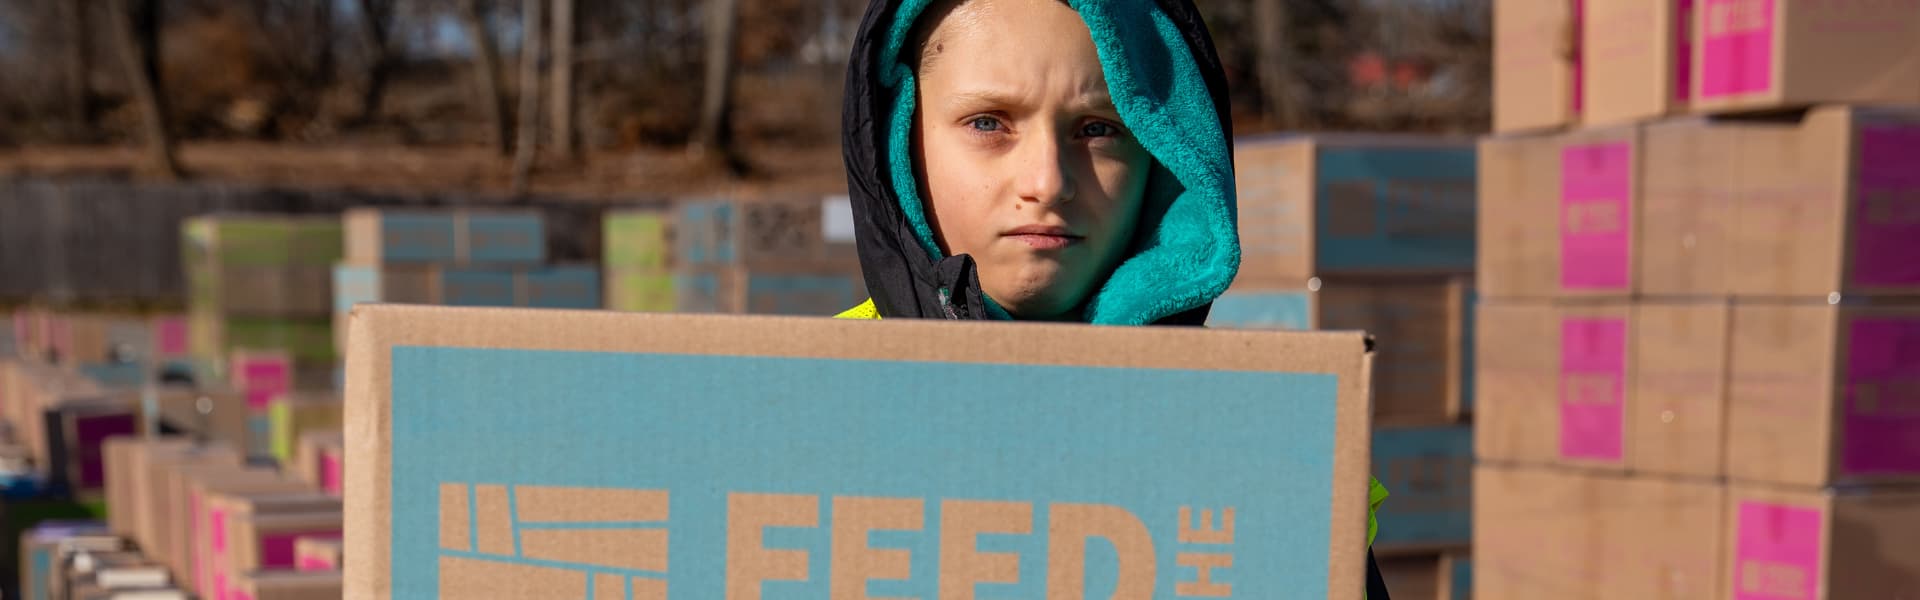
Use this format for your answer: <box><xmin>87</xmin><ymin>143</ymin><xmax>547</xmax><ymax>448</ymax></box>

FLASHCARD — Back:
<box><xmin>1572</xmin><ymin>0</ymin><xmax>1586</xmax><ymax>113</ymax></box>
<box><xmin>234</xmin><ymin>591</ymin><xmax>255</xmax><ymax>600</ymax></box>
<box><xmin>322</xmin><ymin>453</ymin><xmax>343</xmax><ymax>495</ymax></box>
<box><xmin>1561</xmin><ymin>317</ymin><xmax>1628</xmax><ymax>461</ymax></box>
<box><xmin>298</xmin><ymin>556</ymin><xmax>335</xmax><ymax>572</ymax></box>
<box><xmin>1852</xmin><ymin>127</ymin><xmax>1920</xmax><ymax>288</ymax></box>
<box><xmin>155</xmin><ymin>317</ymin><xmax>188</xmax><ymax>356</ymax></box>
<box><xmin>210</xmin><ymin>507</ymin><xmax>228</xmax><ymax>554</ymax></box>
<box><xmin>1841</xmin><ymin>319</ymin><xmax>1920</xmax><ymax>475</ymax></box>
<box><xmin>237</xmin><ymin>358</ymin><xmax>291</xmax><ymax>410</ymax></box>
<box><xmin>1675</xmin><ymin>0</ymin><xmax>1695</xmax><ymax>102</ymax></box>
<box><xmin>1734</xmin><ymin>501</ymin><xmax>1822</xmax><ymax>600</ymax></box>
<box><xmin>1700</xmin><ymin>0</ymin><xmax>1775</xmax><ymax>98</ymax></box>
<box><xmin>1561</xmin><ymin>142</ymin><xmax>1635</xmax><ymax>290</ymax></box>
<box><xmin>213</xmin><ymin>572</ymin><xmax>228</xmax><ymax>600</ymax></box>
<box><xmin>260</xmin><ymin>530</ymin><xmax>341</xmax><ymax>568</ymax></box>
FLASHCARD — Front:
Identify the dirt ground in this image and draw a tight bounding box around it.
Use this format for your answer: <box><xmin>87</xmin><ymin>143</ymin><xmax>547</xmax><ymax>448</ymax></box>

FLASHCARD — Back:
<box><xmin>0</xmin><ymin>141</ymin><xmax>852</xmax><ymax>203</ymax></box>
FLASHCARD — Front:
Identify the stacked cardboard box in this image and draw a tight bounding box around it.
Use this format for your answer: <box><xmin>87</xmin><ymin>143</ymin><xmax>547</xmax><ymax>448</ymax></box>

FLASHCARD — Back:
<box><xmin>333</xmin><ymin>207</ymin><xmax>598</xmax><ymax>350</ymax></box>
<box><xmin>182</xmin><ymin>215</ymin><xmax>342</xmax><ymax>380</ymax></box>
<box><xmin>266</xmin><ymin>392</ymin><xmax>340</xmax><ymax>465</ymax></box>
<box><xmin>1210</xmin><ymin>133</ymin><xmax>1478</xmax><ymax>581</ymax></box>
<box><xmin>601</xmin><ymin>208</ymin><xmax>677</xmax><ymax>312</ymax></box>
<box><xmin>0</xmin><ymin>359</ymin><xmax>138</xmax><ymax>499</ymax></box>
<box><xmin>1480</xmin><ymin>16</ymin><xmax>1920</xmax><ymax>589</ymax></box>
<box><xmin>669</xmin><ymin>197</ymin><xmax>866</xmax><ymax>315</ymax></box>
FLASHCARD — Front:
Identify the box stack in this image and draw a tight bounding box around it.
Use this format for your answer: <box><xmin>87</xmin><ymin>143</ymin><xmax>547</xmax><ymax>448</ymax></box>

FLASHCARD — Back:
<box><xmin>96</xmin><ymin>436</ymin><xmax>345</xmax><ymax>600</ymax></box>
<box><xmin>601</xmin><ymin>208</ymin><xmax>677</xmax><ymax>312</ymax></box>
<box><xmin>668</xmin><ymin>196</ymin><xmax>865</xmax><ymax>315</ymax></box>
<box><xmin>182</xmin><ymin>215</ymin><xmax>341</xmax><ymax>385</ymax></box>
<box><xmin>266</xmin><ymin>392</ymin><xmax>340</xmax><ymax>466</ymax></box>
<box><xmin>334</xmin><ymin>207</ymin><xmax>599</xmax><ymax>351</ymax></box>
<box><xmin>1209</xmin><ymin>132</ymin><xmax>1479</xmax><ymax>590</ymax></box>
<box><xmin>1478</xmin><ymin>1</ymin><xmax>1920</xmax><ymax>597</ymax></box>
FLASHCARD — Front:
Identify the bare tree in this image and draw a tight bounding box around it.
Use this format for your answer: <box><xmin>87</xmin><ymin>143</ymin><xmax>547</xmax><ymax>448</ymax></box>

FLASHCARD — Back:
<box><xmin>689</xmin><ymin>0</ymin><xmax>741</xmax><ymax>171</ymax></box>
<box><xmin>107</xmin><ymin>0</ymin><xmax>178</xmax><ymax>178</ymax></box>
<box><xmin>1253</xmin><ymin>0</ymin><xmax>1304</xmax><ymax>129</ymax></box>
<box><xmin>64</xmin><ymin>0</ymin><xmax>93</xmax><ymax>131</ymax></box>
<box><xmin>511</xmin><ymin>0</ymin><xmax>543</xmax><ymax>193</ymax></box>
<box><xmin>549</xmin><ymin>0</ymin><xmax>576</xmax><ymax>162</ymax></box>
<box><xmin>458</xmin><ymin>0</ymin><xmax>510</xmax><ymax>155</ymax></box>
<box><xmin>353</xmin><ymin>0</ymin><xmax>395</xmax><ymax>124</ymax></box>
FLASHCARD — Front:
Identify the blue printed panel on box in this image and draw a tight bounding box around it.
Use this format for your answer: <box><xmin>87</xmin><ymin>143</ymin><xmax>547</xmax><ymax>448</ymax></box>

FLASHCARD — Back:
<box><xmin>1207</xmin><ymin>291</ymin><xmax>1314</xmax><ymax>331</ymax></box>
<box><xmin>465</xmin><ymin>214</ymin><xmax>546</xmax><ymax>264</ymax></box>
<box><xmin>523</xmin><ymin>267</ymin><xmax>601</xmax><ymax>310</ymax></box>
<box><xmin>439</xmin><ymin>269</ymin><xmax>517</xmax><ymax>307</ymax></box>
<box><xmin>388</xmin><ymin>348</ymin><xmax>1345</xmax><ymax>598</ymax></box>
<box><xmin>334</xmin><ymin>265</ymin><xmax>380</xmax><ymax>313</ymax></box>
<box><xmin>1371</xmin><ymin>425</ymin><xmax>1472</xmax><ymax>550</ymax></box>
<box><xmin>378</xmin><ymin>214</ymin><xmax>460</xmax><ymax>262</ymax></box>
<box><xmin>743</xmin><ymin>274</ymin><xmax>858</xmax><ymax>315</ymax></box>
<box><xmin>1315</xmin><ymin>147</ymin><xmax>1476</xmax><ymax>273</ymax></box>
<box><xmin>675</xmin><ymin>202</ymin><xmax>736</xmax><ymax>265</ymax></box>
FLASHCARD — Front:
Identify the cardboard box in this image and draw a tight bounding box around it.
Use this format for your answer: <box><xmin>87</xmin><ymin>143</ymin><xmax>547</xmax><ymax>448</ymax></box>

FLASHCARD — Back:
<box><xmin>181</xmin><ymin>216</ymin><xmax>343</xmax><ymax>269</ymax></box>
<box><xmin>604</xmin><ymin>268</ymin><xmax>676</xmax><ymax>313</ymax></box>
<box><xmin>1730</xmin><ymin>106</ymin><xmax>1920</xmax><ymax>297</ymax></box>
<box><xmin>676</xmin><ymin>199</ymin><xmax>857</xmax><ymax>269</ymax></box>
<box><xmin>1372</xmin><ymin>425</ymin><xmax>1472</xmax><ymax>554</ymax></box>
<box><xmin>184</xmin><ymin>474</ymin><xmax>309</xmax><ymax>596</ymax></box>
<box><xmin>141</xmin><ymin>386</ymin><xmax>250</xmax><ymax>451</ymax></box>
<box><xmin>292</xmin><ymin>431</ymin><xmax>342</xmax><ymax>490</ymax></box>
<box><xmin>229</xmin><ymin>570</ymin><xmax>343</xmax><ymax>600</ymax></box>
<box><xmin>1477</xmin><ymin>134</ymin><xmax>1561</xmax><ymax>299</ymax></box>
<box><xmin>1476</xmin><ymin>302</ymin><xmax>1634</xmax><ymax>470</ymax></box>
<box><xmin>1630</xmin><ymin>301</ymin><xmax>1732</xmax><ymax>478</ymax></box>
<box><xmin>129</xmin><ymin>441</ymin><xmax>240</xmax><ymax>558</ymax></box>
<box><xmin>1484</xmin><ymin>127</ymin><xmax>1642</xmax><ymax>300</ymax></box>
<box><xmin>294</xmin><ymin>536</ymin><xmax>341</xmax><ymax>571</ymax></box>
<box><xmin>1639</xmin><ymin>118</ymin><xmax>1743</xmax><ymax>296</ymax></box>
<box><xmin>199</xmin><ymin>493</ymin><xmax>341</xmax><ymax>599</ymax></box>
<box><xmin>1473</xmin><ymin>465</ymin><xmax>1723</xmax><ymax>600</ymax></box>
<box><xmin>1691</xmin><ymin>0</ymin><xmax>1920</xmax><ymax>114</ymax></box>
<box><xmin>1443</xmin><ymin>552</ymin><xmax>1472</xmax><ymax>600</ymax></box>
<box><xmin>345</xmin><ymin>305</ymin><xmax>1375</xmax><ymax>598</ymax></box>
<box><xmin>1378</xmin><ymin>554</ymin><xmax>1442</xmax><ymax>600</ymax></box>
<box><xmin>229</xmin><ymin>350</ymin><xmax>292</xmax><ymax>412</ymax></box>
<box><xmin>1232</xmin><ymin>134</ymin><xmax>1477</xmax><ymax>283</ymax></box>
<box><xmin>345</xmin><ymin>208</ymin><xmax>546</xmax><ymax>265</ymax></box>
<box><xmin>160</xmin><ymin>465</ymin><xmax>294</xmax><ymax>586</ymax></box>
<box><xmin>190</xmin><ymin>313</ymin><xmax>335</xmax><ymax>369</ymax></box>
<box><xmin>266</xmin><ymin>392</ymin><xmax>340</xmax><ymax>464</ymax></box>
<box><xmin>43</xmin><ymin>398</ymin><xmax>138</xmax><ymax>497</ymax></box>
<box><xmin>603</xmin><ymin>209</ymin><xmax>674</xmax><ymax>269</ymax></box>
<box><xmin>1212</xmin><ymin>278</ymin><xmax>1476</xmax><ymax>423</ymax></box>
<box><xmin>63</xmin><ymin>551</ymin><xmax>168</xmax><ymax>597</ymax></box>
<box><xmin>18</xmin><ymin>522</ymin><xmax>117</xmax><ymax>600</ymax></box>
<box><xmin>1582</xmin><ymin>0</ymin><xmax>1693</xmax><ymax>127</ymax></box>
<box><xmin>1727</xmin><ymin>303</ymin><xmax>1920</xmax><ymax>487</ymax></box>
<box><xmin>675</xmin><ymin>266</ymin><xmax>864</xmax><ymax>316</ymax></box>
<box><xmin>1723</xmin><ymin>485</ymin><xmax>1920</xmax><ymax>600</ymax></box>
<box><xmin>1494</xmin><ymin>0</ymin><xmax>1580</xmax><ymax>133</ymax></box>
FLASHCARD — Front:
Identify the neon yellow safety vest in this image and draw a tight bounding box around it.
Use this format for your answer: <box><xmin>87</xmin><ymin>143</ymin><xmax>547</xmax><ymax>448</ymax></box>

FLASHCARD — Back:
<box><xmin>837</xmin><ymin>299</ymin><xmax>1390</xmax><ymax>548</ymax></box>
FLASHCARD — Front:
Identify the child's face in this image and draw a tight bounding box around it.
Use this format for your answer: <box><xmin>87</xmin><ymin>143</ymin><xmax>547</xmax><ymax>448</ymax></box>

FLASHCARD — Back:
<box><xmin>913</xmin><ymin>0</ymin><xmax>1152</xmax><ymax>320</ymax></box>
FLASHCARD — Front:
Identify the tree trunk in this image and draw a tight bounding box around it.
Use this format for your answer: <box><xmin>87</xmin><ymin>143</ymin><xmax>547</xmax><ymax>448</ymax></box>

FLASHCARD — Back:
<box><xmin>511</xmin><ymin>0</ymin><xmax>543</xmax><ymax>194</ymax></box>
<box><xmin>548</xmin><ymin>0</ymin><xmax>576</xmax><ymax>162</ymax></box>
<box><xmin>690</xmin><ymin>0</ymin><xmax>740</xmax><ymax>169</ymax></box>
<box><xmin>313</xmin><ymin>0</ymin><xmax>335</xmax><ymax>89</ymax></box>
<box><xmin>458</xmin><ymin>0</ymin><xmax>510</xmax><ymax>155</ymax></box>
<box><xmin>107</xmin><ymin>0</ymin><xmax>178</xmax><ymax>179</ymax></box>
<box><xmin>354</xmin><ymin>0</ymin><xmax>392</xmax><ymax>124</ymax></box>
<box><xmin>1254</xmin><ymin>0</ymin><xmax>1304</xmax><ymax>129</ymax></box>
<box><xmin>64</xmin><ymin>0</ymin><xmax>92</xmax><ymax>132</ymax></box>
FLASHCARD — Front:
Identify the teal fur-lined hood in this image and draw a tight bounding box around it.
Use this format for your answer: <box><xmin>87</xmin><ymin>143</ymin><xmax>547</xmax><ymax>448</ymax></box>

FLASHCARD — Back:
<box><xmin>841</xmin><ymin>0</ymin><xmax>1241</xmax><ymax>325</ymax></box>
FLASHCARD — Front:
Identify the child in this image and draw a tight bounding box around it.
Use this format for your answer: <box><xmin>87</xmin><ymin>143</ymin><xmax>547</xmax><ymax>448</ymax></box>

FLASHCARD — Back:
<box><xmin>838</xmin><ymin>0</ymin><xmax>1392</xmax><ymax>595</ymax></box>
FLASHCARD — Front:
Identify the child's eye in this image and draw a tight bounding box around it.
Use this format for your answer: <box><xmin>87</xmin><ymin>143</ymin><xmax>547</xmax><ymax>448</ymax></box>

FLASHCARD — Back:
<box><xmin>969</xmin><ymin>117</ymin><xmax>1004</xmax><ymax>132</ymax></box>
<box><xmin>1080</xmin><ymin>121</ymin><xmax>1121</xmax><ymax>138</ymax></box>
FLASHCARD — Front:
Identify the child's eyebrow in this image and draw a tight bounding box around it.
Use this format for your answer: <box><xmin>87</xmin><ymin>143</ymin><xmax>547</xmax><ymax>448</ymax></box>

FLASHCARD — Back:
<box><xmin>943</xmin><ymin>88</ymin><xmax>1120</xmax><ymax>116</ymax></box>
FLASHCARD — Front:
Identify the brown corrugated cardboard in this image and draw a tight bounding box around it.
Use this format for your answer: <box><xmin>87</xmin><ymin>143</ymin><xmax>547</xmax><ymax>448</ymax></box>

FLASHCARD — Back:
<box><xmin>226</xmin><ymin>511</ymin><xmax>342</xmax><ymax>587</ymax></box>
<box><xmin>1723</xmin><ymin>485</ymin><xmax>1920</xmax><ymax>600</ymax></box>
<box><xmin>184</xmin><ymin>477</ymin><xmax>311</xmax><ymax>597</ymax></box>
<box><xmin>345</xmin><ymin>305</ymin><xmax>1375</xmax><ymax>599</ymax></box>
<box><xmin>294</xmin><ymin>536</ymin><xmax>342</xmax><ymax>571</ymax></box>
<box><xmin>1639</xmin><ymin>118</ymin><xmax>1743</xmax><ymax>296</ymax></box>
<box><xmin>1232</xmin><ymin>134</ymin><xmax>1478</xmax><ymax>284</ymax></box>
<box><xmin>1582</xmin><ymin>0</ymin><xmax>1692</xmax><ymax>127</ymax></box>
<box><xmin>129</xmin><ymin>440</ymin><xmax>239</xmax><ymax>556</ymax></box>
<box><xmin>1731</xmin><ymin>106</ymin><xmax>1920</xmax><ymax>297</ymax></box>
<box><xmin>1476</xmin><ymin>302</ymin><xmax>1634</xmax><ymax>470</ymax></box>
<box><xmin>231</xmin><ymin>570</ymin><xmax>344</xmax><ymax>600</ymax></box>
<box><xmin>345</xmin><ymin>208</ymin><xmax>546</xmax><ymax>266</ymax></box>
<box><xmin>1478</xmin><ymin>134</ymin><xmax>1562</xmax><ymax>299</ymax></box>
<box><xmin>1474</xmin><ymin>465</ymin><xmax>1724</xmax><ymax>600</ymax></box>
<box><xmin>1727</xmin><ymin>303</ymin><xmax>1920</xmax><ymax>487</ymax></box>
<box><xmin>200</xmin><ymin>493</ymin><xmax>342</xmax><ymax>600</ymax></box>
<box><xmin>140</xmin><ymin>386</ymin><xmax>250</xmax><ymax>451</ymax></box>
<box><xmin>1494</xmin><ymin>0</ymin><xmax>1579</xmax><ymax>133</ymax></box>
<box><xmin>1630</xmin><ymin>301</ymin><xmax>1731</xmax><ymax>478</ymax></box>
<box><xmin>292</xmin><ymin>430</ymin><xmax>342</xmax><ymax>492</ymax></box>
<box><xmin>1691</xmin><ymin>0</ymin><xmax>1920</xmax><ymax>114</ymax></box>
<box><xmin>1378</xmin><ymin>554</ymin><xmax>1442</xmax><ymax>600</ymax></box>
<box><xmin>162</xmin><ymin>465</ymin><xmax>297</xmax><ymax>586</ymax></box>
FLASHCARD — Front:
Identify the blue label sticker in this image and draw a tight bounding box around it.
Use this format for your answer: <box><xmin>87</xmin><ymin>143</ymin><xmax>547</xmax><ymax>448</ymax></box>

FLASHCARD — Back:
<box><xmin>523</xmin><ymin>267</ymin><xmax>602</xmax><ymax>309</ymax></box>
<box><xmin>389</xmin><ymin>348</ymin><xmax>1344</xmax><ymax>598</ymax></box>
<box><xmin>1315</xmin><ymin>147</ymin><xmax>1476</xmax><ymax>273</ymax></box>
<box><xmin>1370</xmin><ymin>425</ymin><xmax>1472</xmax><ymax>549</ymax></box>
<box><xmin>1208</xmin><ymin>292</ymin><xmax>1314</xmax><ymax>331</ymax></box>
<box><xmin>379</xmin><ymin>215</ymin><xmax>459</xmax><ymax>262</ymax></box>
<box><xmin>439</xmin><ymin>269</ymin><xmax>517</xmax><ymax>307</ymax></box>
<box><xmin>334</xmin><ymin>265</ymin><xmax>380</xmax><ymax>314</ymax></box>
<box><xmin>466</xmin><ymin>214</ymin><xmax>546</xmax><ymax>264</ymax></box>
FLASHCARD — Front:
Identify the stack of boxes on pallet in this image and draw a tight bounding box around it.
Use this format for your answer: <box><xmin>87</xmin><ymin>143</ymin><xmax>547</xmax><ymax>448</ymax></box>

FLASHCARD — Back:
<box><xmin>603</xmin><ymin>197</ymin><xmax>866</xmax><ymax>315</ymax></box>
<box><xmin>1206</xmin><ymin>133</ymin><xmax>1479</xmax><ymax>597</ymax></box>
<box><xmin>1479</xmin><ymin>0</ymin><xmax>1920</xmax><ymax>597</ymax></box>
